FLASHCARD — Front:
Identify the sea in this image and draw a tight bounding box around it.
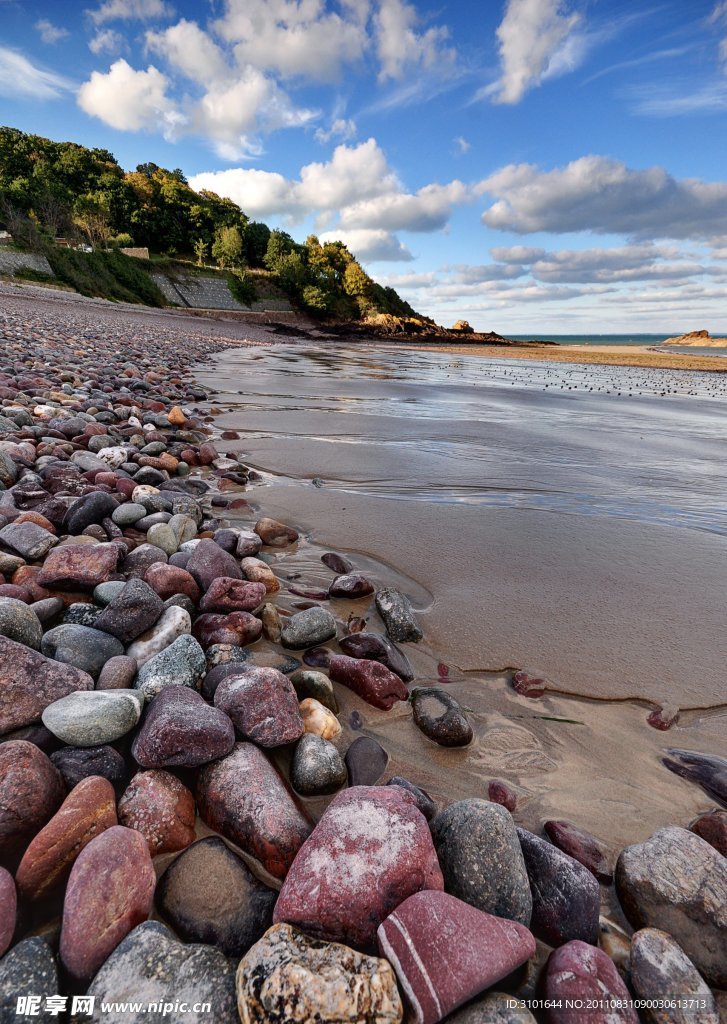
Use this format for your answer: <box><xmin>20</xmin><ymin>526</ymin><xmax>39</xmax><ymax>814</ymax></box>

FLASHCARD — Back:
<box><xmin>510</xmin><ymin>332</ymin><xmax>727</xmax><ymax>356</ymax></box>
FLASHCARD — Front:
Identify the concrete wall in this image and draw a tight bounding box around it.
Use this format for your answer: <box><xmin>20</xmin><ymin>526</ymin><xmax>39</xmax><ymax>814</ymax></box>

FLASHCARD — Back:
<box><xmin>151</xmin><ymin>271</ymin><xmax>294</xmax><ymax>313</ymax></box>
<box><xmin>0</xmin><ymin>252</ymin><xmax>54</xmax><ymax>277</ymax></box>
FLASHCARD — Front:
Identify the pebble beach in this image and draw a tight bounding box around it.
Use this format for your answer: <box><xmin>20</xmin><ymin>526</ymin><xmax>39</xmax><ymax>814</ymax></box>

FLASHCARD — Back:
<box><xmin>0</xmin><ymin>283</ymin><xmax>725</xmax><ymax>1024</ymax></box>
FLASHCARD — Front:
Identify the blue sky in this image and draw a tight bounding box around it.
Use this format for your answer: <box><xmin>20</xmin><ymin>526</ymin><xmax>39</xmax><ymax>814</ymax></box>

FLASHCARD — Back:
<box><xmin>2</xmin><ymin>0</ymin><xmax>727</xmax><ymax>332</ymax></box>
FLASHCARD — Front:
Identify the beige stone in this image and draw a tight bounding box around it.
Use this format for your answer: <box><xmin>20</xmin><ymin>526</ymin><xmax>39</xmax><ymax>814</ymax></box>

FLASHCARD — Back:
<box><xmin>300</xmin><ymin>698</ymin><xmax>341</xmax><ymax>741</ymax></box>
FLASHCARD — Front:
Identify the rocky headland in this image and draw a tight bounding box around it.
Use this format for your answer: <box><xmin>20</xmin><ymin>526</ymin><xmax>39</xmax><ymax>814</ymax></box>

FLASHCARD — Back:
<box><xmin>661</xmin><ymin>329</ymin><xmax>727</xmax><ymax>347</ymax></box>
<box><xmin>0</xmin><ymin>288</ymin><xmax>725</xmax><ymax>1023</ymax></box>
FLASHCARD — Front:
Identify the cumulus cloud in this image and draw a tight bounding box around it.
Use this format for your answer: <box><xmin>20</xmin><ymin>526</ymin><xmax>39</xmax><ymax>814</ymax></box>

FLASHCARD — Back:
<box><xmin>77</xmin><ymin>58</ymin><xmax>180</xmax><ymax>134</ymax></box>
<box><xmin>35</xmin><ymin>19</ymin><xmax>70</xmax><ymax>44</ymax></box>
<box><xmin>89</xmin><ymin>28</ymin><xmax>125</xmax><ymax>54</ymax></box>
<box><xmin>490</xmin><ymin>0</ymin><xmax>581</xmax><ymax>104</ymax></box>
<box><xmin>339</xmin><ymin>181</ymin><xmax>470</xmax><ymax>232</ymax></box>
<box><xmin>315</xmin><ymin>117</ymin><xmax>357</xmax><ymax>143</ymax></box>
<box><xmin>319</xmin><ymin>227</ymin><xmax>413</xmax><ymax>261</ymax></box>
<box><xmin>374</xmin><ymin>0</ymin><xmax>456</xmax><ymax>81</ymax></box>
<box><xmin>146</xmin><ymin>19</ymin><xmax>227</xmax><ymax>84</ymax></box>
<box><xmin>481</xmin><ymin>156</ymin><xmax>727</xmax><ymax>241</ymax></box>
<box><xmin>0</xmin><ymin>46</ymin><xmax>73</xmax><ymax>99</ymax></box>
<box><xmin>490</xmin><ymin>245</ymin><xmax>547</xmax><ymax>263</ymax></box>
<box><xmin>88</xmin><ymin>0</ymin><xmax>174</xmax><ymax>25</ymax></box>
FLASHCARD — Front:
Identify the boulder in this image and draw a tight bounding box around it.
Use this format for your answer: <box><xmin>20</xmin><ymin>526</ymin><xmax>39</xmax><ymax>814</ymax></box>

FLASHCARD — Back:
<box><xmin>118</xmin><ymin>770</ymin><xmax>196</xmax><ymax>856</ymax></box>
<box><xmin>38</xmin><ymin>543</ymin><xmax>120</xmax><ymax>589</ymax></box>
<box><xmin>132</xmin><ymin>686</ymin><xmax>235</xmax><ymax>769</ymax></box>
<box><xmin>214</xmin><ymin>668</ymin><xmax>304</xmax><ymax>747</ymax></box>
<box><xmin>630</xmin><ymin>928</ymin><xmax>719</xmax><ymax>1024</ymax></box>
<box><xmin>544</xmin><ymin>940</ymin><xmax>638</xmax><ymax>1023</ymax></box>
<box><xmin>0</xmin><ymin>636</ymin><xmax>94</xmax><ymax>735</ymax></box>
<box><xmin>0</xmin><ymin>741</ymin><xmax>65</xmax><ymax>865</ymax></box>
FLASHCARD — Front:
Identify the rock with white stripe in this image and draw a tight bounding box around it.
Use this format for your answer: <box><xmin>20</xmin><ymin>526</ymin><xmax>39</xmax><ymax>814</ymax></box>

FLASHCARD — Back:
<box><xmin>376</xmin><ymin>890</ymin><xmax>535</xmax><ymax>1024</ymax></box>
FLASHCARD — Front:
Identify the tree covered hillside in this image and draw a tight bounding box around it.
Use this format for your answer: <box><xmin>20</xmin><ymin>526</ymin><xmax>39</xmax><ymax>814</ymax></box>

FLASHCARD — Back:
<box><xmin>0</xmin><ymin>126</ymin><xmax>423</xmax><ymax>321</ymax></box>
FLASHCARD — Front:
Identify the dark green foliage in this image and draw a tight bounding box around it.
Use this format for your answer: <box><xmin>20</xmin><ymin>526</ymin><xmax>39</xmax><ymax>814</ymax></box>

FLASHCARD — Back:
<box><xmin>44</xmin><ymin>247</ymin><xmax>165</xmax><ymax>306</ymax></box>
<box><xmin>10</xmin><ymin>267</ymin><xmax>55</xmax><ymax>284</ymax></box>
<box><xmin>228</xmin><ymin>270</ymin><xmax>258</xmax><ymax>306</ymax></box>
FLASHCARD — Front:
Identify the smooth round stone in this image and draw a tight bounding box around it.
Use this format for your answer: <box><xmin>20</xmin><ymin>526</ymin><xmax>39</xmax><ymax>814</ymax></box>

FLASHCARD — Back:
<box><xmin>60</xmin><ymin>825</ymin><xmax>156</xmax><ymax>986</ymax></box>
<box><xmin>146</xmin><ymin>523</ymin><xmax>179</xmax><ymax>556</ymax></box>
<box><xmin>411</xmin><ymin>686</ymin><xmax>473</xmax><ymax>747</ymax></box>
<box><xmin>157</xmin><ymin>837</ymin><xmax>278</xmax><ymax>957</ymax></box>
<box><xmin>0</xmin><ymin>867</ymin><xmax>16</xmax><ymax>957</ymax></box>
<box><xmin>118</xmin><ymin>770</ymin><xmax>196</xmax><ymax>856</ymax></box>
<box><xmin>42</xmin><ymin>690</ymin><xmax>143</xmax><ymax>746</ymax></box>
<box><xmin>132</xmin><ymin>686</ymin><xmax>235</xmax><ymax>769</ymax></box>
<box><xmin>214</xmin><ymin>668</ymin><xmax>304</xmax><ymax>748</ymax></box>
<box><xmin>488</xmin><ymin>780</ymin><xmax>518</xmax><ymax>812</ymax></box>
<box><xmin>291</xmin><ymin>734</ymin><xmax>347</xmax><ymax>796</ymax></box>
<box><xmin>167</xmin><ymin>513</ymin><xmax>197</xmax><ymax>545</ymax></box>
<box><xmin>321</xmin><ymin>552</ymin><xmax>354</xmax><ymax>574</ymax></box>
<box><xmin>199</xmin><ymin>578</ymin><xmax>267</xmax><ymax>614</ymax></box>
<box><xmin>41</xmin><ymin>623</ymin><xmax>124</xmax><ymax>679</ymax></box>
<box><xmin>386</xmin><ymin>776</ymin><xmax>437</xmax><ymax>820</ymax></box>
<box><xmin>50</xmin><ymin>745</ymin><xmax>128</xmax><ymax>797</ymax></box>
<box><xmin>236</xmin><ymin>923</ymin><xmax>402</xmax><ymax>1024</ymax></box>
<box><xmin>254</xmin><ymin>517</ymin><xmax>299</xmax><ymax>547</ymax></box>
<box><xmin>329</xmin><ymin>654</ymin><xmax>409</xmax><ymax>710</ymax></box>
<box><xmin>290</xmin><ymin>669</ymin><xmax>338</xmax><ymax>712</ymax></box>
<box><xmin>97</xmin><ymin>654</ymin><xmax>138</xmax><ymax>690</ymax></box>
<box><xmin>121</xmin><ymin>543</ymin><xmax>168</xmax><ymax>579</ymax></box>
<box><xmin>143</xmin><ymin>562</ymin><xmax>200</xmax><ymax>603</ymax></box>
<box><xmin>0</xmin><ymin>597</ymin><xmax>42</xmax><ymax>650</ymax></box>
<box><xmin>688</xmin><ymin>809</ymin><xmax>727</xmax><ymax>857</ymax></box>
<box><xmin>299</xmin><ymin>698</ymin><xmax>341</xmax><ymax>741</ymax></box>
<box><xmin>544</xmin><ymin>819</ymin><xmax>613</xmax><ymax>883</ymax></box>
<box><xmin>375</xmin><ymin>587</ymin><xmax>422</xmax><ymax>643</ymax></box>
<box><xmin>29</xmin><ymin>596</ymin><xmax>64</xmax><ymax>626</ymax></box>
<box><xmin>338</xmin><ymin>631</ymin><xmax>414</xmax><ymax>681</ymax></box>
<box><xmin>126</xmin><ymin>605</ymin><xmax>191</xmax><ymax>668</ymax></box>
<box><xmin>261</xmin><ymin>602</ymin><xmax>282</xmax><ymax>642</ymax></box>
<box><xmin>544</xmin><ymin>940</ymin><xmax>638</xmax><ymax>1023</ymax></box>
<box><xmin>136</xmin><ymin>513</ymin><xmax>173</xmax><ymax>531</ymax></box>
<box><xmin>0</xmin><ymin>938</ymin><xmax>59</xmax><ymax>1013</ymax></box>
<box><xmin>240</xmin><ymin>556</ymin><xmax>279</xmax><ymax>593</ymax></box>
<box><xmin>93</xmin><ymin>578</ymin><xmax>164</xmax><ymax>645</ymax></box>
<box><xmin>443</xmin><ymin>992</ymin><xmax>536</xmax><ymax>1023</ymax></box>
<box><xmin>329</xmin><ymin>573</ymin><xmax>374</xmax><ymax>599</ymax></box>
<box><xmin>94</xmin><ymin>580</ymin><xmax>127</xmax><ymax>605</ymax></box>
<box><xmin>86</xmin><ymin>921</ymin><xmax>236</xmax><ymax>1024</ymax></box>
<box><xmin>111</xmin><ymin>502</ymin><xmax>147</xmax><ymax>527</ymax></box>
<box><xmin>134</xmin><ymin>634</ymin><xmax>206</xmax><ymax>702</ymax></box>
<box><xmin>65</xmin><ymin>491</ymin><xmax>118</xmax><ymax>534</ymax></box>
<box><xmin>236</xmin><ymin>530</ymin><xmax>263</xmax><ymax>557</ymax></box>
<box><xmin>192</xmin><ymin>611</ymin><xmax>263</xmax><ymax>649</ymax></box>
<box><xmin>344</xmin><ymin>735</ymin><xmax>388</xmax><ymax>786</ymax></box>
<box><xmin>0</xmin><ymin>741</ymin><xmax>65</xmax><ymax>864</ymax></box>
<box><xmin>662</xmin><ymin>748</ymin><xmax>727</xmax><ymax>804</ymax></box>
<box><xmin>186</xmin><ymin>539</ymin><xmax>241</xmax><ymax>591</ymax></box>
<box><xmin>280</xmin><ymin>606</ymin><xmax>336</xmax><ymax>649</ymax></box>
<box><xmin>431</xmin><ymin>799</ymin><xmax>532</xmax><ymax>926</ymax></box>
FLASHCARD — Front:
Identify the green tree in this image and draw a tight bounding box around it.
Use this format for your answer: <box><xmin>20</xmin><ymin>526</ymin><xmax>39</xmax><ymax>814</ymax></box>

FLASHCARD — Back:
<box><xmin>194</xmin><ymin>238</ymin><xmax>208</xmax><ymax>266</ymax></box>
<box><xmin>211</xmin><ymin>225</ymin><xmax>244</xmax><ymax>269</ymax></box>
<box><xmin>264</xmin><ymin>229</ymin><xmax>298</xmax><ymax>271</ymax></box>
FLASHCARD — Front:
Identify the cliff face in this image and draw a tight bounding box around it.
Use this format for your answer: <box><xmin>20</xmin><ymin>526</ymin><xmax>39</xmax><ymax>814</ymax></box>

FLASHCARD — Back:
<box><xmin>661</xmin><ymin>330</ymin><xmax>727</xmax><ymax>347</ymax></box>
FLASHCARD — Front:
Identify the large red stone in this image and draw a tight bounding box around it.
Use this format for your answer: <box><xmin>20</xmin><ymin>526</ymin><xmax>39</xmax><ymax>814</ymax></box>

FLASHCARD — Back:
<box><xmin>214</xmin><ymin>668</ymin><xmax>304</xmax><ymax>747</ymax></box>
<box><xmin>192</xmin><ymin>611</ymin><xmax>263</xmax><ymax>649</ymax></box>
<box><xmin>38</xmin><ymin>543</ymin><xmax>120</xmax><ymax>589</ymax></box>
<box><xmin>328</xmin><ymin>654</ymin><xmax>409</xmax><ymax>710</ymax></box>
<box><xmin>0</xmin><ymin>635</ymin><xmax>94</xmax><ymax>734</ymax></box>
<box><xmin>543</xmin><ymin>820</ymin><xmax>613</xmax><ymax>883</ymax></box>
<box><xmin>186</xmin><ymin>539</ymin><xmax>241</xmax><ymax>591</ymax></box>
<box><xmin>15</xmin><ymin>775</ymin><xmax>117</xmax><ymax>902</ymax></box>
<box><xmin>143</xmin><ymin>563</ymin><xmax>201</xmax><ymax>604</ymax></box>
<box><xmin>0</xmin><ymin>741</ymin><xmax>65</xmax><ymax>866</ymax></box>
<box><xmin>274</xmin><ymin>785</ymin><xmax>444</xmax><ymax>950</ymax></box>
<box><xmin>118</xmin><ymin>770</ymin><xmax>196</xmax><ymax>856</ymax></box>
<box><xmin>544</xmin><ymin>940</ymin><xmax>639</xmax><ymax>1023</ymax></box>
<box><xmin>199</xmin><ymin>577</ymin><xmax>267</xmax><ymax>613</ymax></box>
<box><xmin>0</xmin><ymin>867</ymin><xmax>16</xmax><ymax>956</ymax></box>
<box><xmin>197</xmin><ymin>742</ymin><xmax>311</xmax><ymax>881</ymax></box>
<box><xmin>131</xmin><ymin>687</ymin><xmax>235</xmax><ymax>769</ymax></box>
<box><xmin>377</xmin><ymin>890</ymin><xmax>536</xmax><ymax>1024</ymax></box>
<box><xmin>60</xmin><ymin>825</ymin><xmax>155</xmax><ymax>985</ymax></box>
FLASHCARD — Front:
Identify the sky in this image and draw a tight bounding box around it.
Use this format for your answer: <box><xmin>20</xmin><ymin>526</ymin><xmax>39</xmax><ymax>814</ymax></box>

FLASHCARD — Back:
<box><xmin>1</xmin><ymin>0</ymin><xmax>727</xmax><ymax>333</ymax></box>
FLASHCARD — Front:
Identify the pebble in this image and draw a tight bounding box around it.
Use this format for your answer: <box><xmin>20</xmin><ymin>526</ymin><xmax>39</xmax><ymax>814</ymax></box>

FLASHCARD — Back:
<box><xmin>0</xmin><ymin>635</ymin><xmax>94</xmax><ymax>734</ymax></box>
<box><xmin>616</xmin><ymin>825</ymin><xmax>727</xmax><ymax>987</ymax></box>
<box><xmin>386</xmin><ymin>776</ymin><xmax>437</xmax><ymax>820</ymax></box>
<box><xmin>42</xmin><ymin>690</ymin><xmax>143</xmax><ymax>746</ymax></box>
<box><xmin>329</xmin><ymin>654</ymin><xmax>409</xmax><ymax>709</ymax></box>
<box><xmin>60</xmin><ymin>825</ymin><xmax>156</xmax><ymax>985</ymax></box>
<box><xmin>85</xmin><ymin>921</ymin><xmax>236</xmax><ymax>1024</ymax></box>
<box><xmin>192</xmin><ymin>610</ymin><xmax>263</xmax><ymax>648</ymax></box>
<box><xmin>329</xmin><ymin>573</ymin><xmax>374</xmax><ymax>598</ymax></box>
<box><xmin>132</xmin><ymin>686</ymin><xmax>235</xmax><ymax>769</ymax></box>
<box><xmin>431</xmin><ymin>799</ymin><xmax>532</xmax><ymax>926</ymax></box>
<box><xmin>260</xmin><ymin>602</ymin><xmax>282</xmax><ymax>642</ymax></box>
<box><xmin>93</xmin><ymin>577</ymin><xmax>164</xmax><ymax>644</ymax></box>
<box><xmin>134</xmin><ymin>634</ymin><xmax>206</xmax><ymax>702</ymax></box>
<box><xmin>544</xmin><ymin>940</ymin><xmax>638</xmax><ymax>1023</ymax></box>
<box><xmin>274</xmin><ymin>785</ymin><xmax>443</xmax><ymax>949</ymax></box>
<box><xmin>236</xmin><ymin>923</ymin><xmax>403</xmax><ymax>1024</ymax></box>
<box><xmin>240</xmin><ymin>556</ymin><xmax>280</xmax><ymax>592</ymax></box>
<box><xmin>38</xmin><ymin>542</ymin><xmax>120</xmax><ymax>588</ymax></box>
<box><xmin>146</xmin><ymin>522</ymin><xmax>179</xmax><ymax>556</ymax></box>
<box><xmin>0</xmin><ymin>741</ymin><xmax>65</xmax><ymax>865</ymax></box>
<box><xmin>511</xmin><ymin>670</ymin><xmax>546</xmax><ymax>698</ymax></box>
<box><xmin>290</xmin><ymin>668</ymin><xmax>338</xmax><ymax>711</ymax></box>
<box><xmin>375</xmin><ymin>587</ymin><xmax>422</xmax><ymax>642</ymax></box>
<box><xmin>411</xmin><ymin>686</ymin><xmax>473</xmax><ymax>746</ymax></box>
<box><xmin>41</xmin><ymin>623</ymin><xmax>125</xmax><ymax>678</ymax></box>
<box><xmin>344</xmin><ymin>735</ymin><xmax>389</xmax><ymax>786</ymax></box>
<box><xmin>299</xmin><ymin>697</ymin><xmax>342</xmax><ymax>740</ymax></box>
<box><xmin>0</xmin><ymin>597</ymin><xmax>43</xmax><ymax>649</ymax></box>
<box><xmin>117</xmin><ymin>770</ymin><xmax>196</xmax><ymax>856</ymax></box>
<box><xmin>291</xmin><ymin>734</ymin><xmax>347</xmax><ymax>795</ymax></box>
<box><xmin>0</xmin><ymin>868</ymin><xmax>16</xmax><ymax>957</ymax></box>
<box><xmin>143</xmin><ymin>562</ymin><xmax>201</xmax><ymax>603</ymax></box>
<box><xmin>236</xmin><ymin>529</ymin><xmax>263</xmax><ymax>557</ymax></box>
<box><xmin>662</xmin><ymin>748</ymin><xmax>727</xmax><ymax>804</ymax></box>
<box><xmin>197</xmin><ymin>742</ymin><xmax>312</xmax><ymax>881</ymax></box>
<box><xmin>157</xmin><ymin>837</ymin><xmax>277</xmax><ymax>956</ymax></box>
<box><xmin>0</xmin><ymin>938</ymin><xmax>59</xmax><ymax>1018</ymax></box>
<box><xmin>15</xmin><ymin>776</ymin><xmax>117</xmax><ymax>903</ymax></box>
<box><xmin>487</xmin><ymin>780</ymin><xmax>518</xmax><ymax>812</ymax></box>
<box><xmin>254</xmin><ymin>517</ymin><xmax>299</xmax><ymax>546</ymax></box>
<box><xmin>97</xmin><ymin>654</ymin><xmax>138</xmax><ymax>690</ymax></box>
<box><xmin>50</xmin><ymin>744</ymin><xmax>128</xmax><ymax>797</ymax></box>
<box><xmin>516</xmin><ymin>827</ymin><xmax>600</xmax><ymax>947</ymax></box>
<box><xmin>214</xmin><ymin>667</ymin><xmax>304</xmax><ymax>747</ymax></box>
<box><xmin>544</xmin><ymin>819</ymin><xmax>613</xmax><ymax>883</ymax></box>
<box><xmin>126</xmin><ymin>605</ymin><xmax>191</xmax><ymax>667</ymax></box>
<box><xmin>111</xmin><ymin>502</ymin><xmax>147</xmax><ymax>527</ymax></box>
<box><xmin>186</xmin><ymin>538</ymin><xmax>241</xmax><ymax>591</ymax></box>
<box><xmin>688</xmin><ymin>809</ymin><xmax>727</xmax><ymax>857</ymax></box>
<box><xmin>338</xmin><ymin>630</ymin><xmax>414</xmax><ymax>680</ymax></box>
<box><xmin>0</xmin><ymin>521</ymin><xmax>57</xmax><ymax>561</ymax></box>
<box><xmin>280</xmin><ymin>605</ymin><xmax>337</xmax><ymax>649</ymax></box>
<box><xmin>377</xmin><ymin>890</ymin><xmax>536</xmax><ymax>1024</ymax></box>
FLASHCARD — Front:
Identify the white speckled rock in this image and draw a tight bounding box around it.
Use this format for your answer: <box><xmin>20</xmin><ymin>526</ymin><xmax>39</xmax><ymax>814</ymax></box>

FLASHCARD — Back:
<box><xmin>127</xmin><ymin>606</ymin><xmax>191</xmax><ymax>668</ymax></box>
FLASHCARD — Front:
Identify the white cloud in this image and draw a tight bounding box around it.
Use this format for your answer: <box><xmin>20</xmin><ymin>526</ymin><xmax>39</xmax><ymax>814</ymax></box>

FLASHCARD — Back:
<box><xmin>146</xmin><ymin>19</ymin><xmax>227</xmax><ymax>84</ymax></box>
<box><xmin>319</xmin><ymin>227</ymin><xmax>413</xmax><ymax>261</ymax></box>
<box><xmin>490</xmin><ymin>0</ymin><xmax>581</xmax><ymax>104</ymax></box>
<box><xmin>454</xmin><ymin>135</ymin><xmax>470</xmax><ymax>155</ymax></box>
<box><xmin>77</xmin><ymin>58</ymin><xmax>180</xmax><ymax>134</ymax></box>
<box><xmin>631</xmin><ymin>82</ymin><xmax>727</xmax><ymax>117</ymax></box>
<box><xmin>490</xmin><ymin>245</ymin><xmax>547</xmax><ymax>263</ymax></box>
<box><xmin>375</xmin><ymin>0</ymin><xmax>455</xmax><ymax>81</ymax></box>
<box><xmin>35</xmin><ymin>19</ymin><xmax>70</xmax><ymax>44</ymax></box>
<box><xmin>315</xmin><ymin>117</ymin><xmax>357</xmax><ymax>143</ymax></box>
<box><xmin>339</xmin><ymin>180</ymin><xmax>470</xmax><ymax>232</ymax></box>
<box><xmin>481</xmin><ymin>156</ymin><xmax>727</xmax><ymax>241</ymax></box>
<box><xmin>88</xmin><ymin>0</ymin><xmax>174</xmax><ymax>25</ymax></box>
<box><xmin>0</xmin><ymin>46</ymin><xmax>72</xmax><ymax>99</ymax></box>
<box><xmin>89</xmin><ymin>28</ymin><xmax>125</xmax><ymax>54</ymax></box>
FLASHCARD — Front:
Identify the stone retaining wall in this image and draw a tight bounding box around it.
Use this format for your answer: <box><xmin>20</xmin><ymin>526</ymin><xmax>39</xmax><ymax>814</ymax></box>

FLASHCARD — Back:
<box><xmin>151</xmin><ymin>271</ymin><xmax>294</xmax><ymax>313</ymax></box>
<box><xmin>0</xmin><ymin>252</ymin><xmax>54</xmax><ymax>277</ymax></box>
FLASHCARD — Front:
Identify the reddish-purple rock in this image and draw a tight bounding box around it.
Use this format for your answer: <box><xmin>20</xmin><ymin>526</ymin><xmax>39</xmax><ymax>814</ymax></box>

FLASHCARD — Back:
<box><xmin>544</xmin><ymin>940</ymin><xmax>638</xmax><ymax>1023</ymax></box>
<box><xmin>0</xmin><ymin>867</ymin><xmax>16</xmax><ymax>956</ymax></box>
<box><xmin>377</xmin><ymin>890</ymin><xmax>536</xmax><ymax>1024</ymax></box>
<box><xmin>60</xmin><ymin>825</ymin><xmax>155</xmax><ymax>985</ymax></box>
<box><xmin>214</xmin><ymin>667</ymin><xmax>304</xmax><ymax>747</ymax></box>
<box><xmin>186</xmin><ymin>539</ymin><xmax>241</xmax><ymax>591</ymax></box>
<box><xmin>0</xmin><ymin>635</ymin><xmax>94</xmax><ymax>734</ymax></box>
<box><xmin>688</xmin><ymin>809</ymin><xmax>727</xmax><ymax>857</ymax></box>
<box><xmin>192</xmin><ymin>611</ymin><xmax>263</xmax><ymax>649</ymax></box>
<box><xmin>37</xmin><ymin>543</ymin><xmax>120</xmax><ymax>589</ymax></box>
<box><xmin>132</xmin><ymin>686</ymin><xmax>235</xmax><ymax>769</ymax></box>
<box><xmin>118</xmin><ymin>770</ymin><xmax>196</xmax><ymax>856</ymax></box>
<box><xmin>15</xmin><ymin>775</ymin><xmax>117</xmax><ymax>902</ymax></box>
<box><xmin>328</xmin><ymin>574</ymin><xmax>374</xmax><ymax>599</ymax></box>
<box><xmin>0</xmin><ymin>741</ymin><xmax>65</xmax><ymax>865</ymax></box>
<box><xmin>488</xmin><ymin>780</ymin><xmax>517</xmax><ymax>812</ymax></box>
<box><xmin>143</xmin><ymin>562</ymin><xmax>201</xmax><ymax>603</ymax></box>
<box><xmin>197</xmin><ymin>742</ymin><xmax>311</xmax><ymax>881</ymax></box>
<box><xmin>511</xmin><ymin>670</ymin><xmax>546</xmax><ymax>698</ymax></box>
<box><xmin>199</xmin><ymin>578</ymin><xmax>267</xmax><ymax>613</ymax></box>
<box><xmin>328</xmin><ymin>654</ymin><xmax>409</xmax><ymax>710</ymax></box>
<box><xmin>274</xmin><ymin>785</ymin><xmax>444</xmax><ymax>950</ymax></box>
<box><xmin>544</xmin><ymin>820</ymin><xmax>613</xmax><ymax>884</ymax></box>
<box><xmin>517</xmin><ymin>828</ymin><xmax>600</xmax><ymax>947</ymax></box>
<box><xmin>96</xmin><ymin>654</ymin><xmax>137</xmax><ymax>690</ymax></box>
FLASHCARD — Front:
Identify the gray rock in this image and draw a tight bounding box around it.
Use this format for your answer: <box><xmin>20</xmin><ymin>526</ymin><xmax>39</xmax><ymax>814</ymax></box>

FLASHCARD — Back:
<box><xmin>42</xmin><ymin>690</ymin><xmax>143</xmax><ymax>746</ymax></box>
<box><xmin>0</xmin><ymin>522</ymin><xmax>57</xmax><ymax>561</ymax></box>
<box><xmin>146</xmin><ymin>524</ymin><xmax>179</xmax><ymax>557</ymax></box>
<box><xmin>0</xmin><ymin>453</ymin><xmax>17</xmax><ymax>489</ymax></box>
<box><xmin>616</xmin><ymin>826</ymin><xmax>727</xmax><ymax>987</ymax></box>
<box><xmin>290</xmin><ymin>669</ymin><xmax>339</xmax><ymax>712</ymax></box>
<box><xmin>431</xmin><ymin>799</ymin><xmax>532</xmax><ymax>926</ymax></box>
<box><xmin>50</xmin><ymin>745</ymin><xmax>128</xmax><ymax>797</ymax></box>
<box><xmin>280</xmin><ymin>607</ymin><xmax>337</xmax><ymax>649</ymax></box>
<box><xmin>630</xmin><ymin>928</ymin><xmax>718</xmax><ymax>1024</ymax></box>
<box><xmin>121</xmin><ymin>543</ymin><xmax>168</xmax><ymax>579</ymax></box>
<box><xmin>41</xmin><ymin>624</ymin><xmax>124</xmax><ymax>679</ymax></box>
<box><xmin>65</xmin><ymin>492</ymin><xmax>117</xmax><ymax>535</ymax></box>
<box><xmin>135</xmin><ymin>634</ymin><xmax>206</xmax><ymax>702</ymax></box>
<box><xmin>291</xmin><ymin>734</ymin><xmax>347</xmax><ymax>796</ymax></box>
<box><xmin>411</xmin><ymin>686</ymin><xmax>473</xmax><ymax>747</ymax></box>
<box><xmin>126</xmin><ymin>606</ymin><xmax>191</xmax><ymax>668</ymax></box>
<box><xmin>0</xmin><ymin>938</ymin><xmax>58</xmax><ymax>1023</ymax></box>
<box><xmin>374</xmin><ymin>587</ymin><xmax>422</xmax><ymax>642</ymax></box>
<box><xmin>60</xmin><ymin>603</ymin><xmax>103</xmax><ymax>627</ymax></box>
<box><xmin>111</xmin><ymin>503</ymin><xmax>147</xmax><ymax>527</ymax></box>
<box><xmin>30</xmin><ymin>597</ymin><xmax>63</xmax><ymax>626</ymax></box>
<box><xmin>344</xmin><ymin>735</ymin><xmax>388</xmax><ymax>786</ymax></box>
<box><xmin>93</xmin><ymin>581</ymin><xmax>127</xmax><ymax>605</ymax></box>
<box><xmin>156</xmin><ymin>837</ymin><xmax>277</xmax><ymax>957</ymax></box>
<box><xmin>443</xmin><ymin>992</ymin><xmax>537</xmax><ymax>1023</ymax></box>
<box><xmin>81</xmin><ymin>921</ymin><xmax>236</xmax><ymax>1024</ymax></box>
<box><xmin>0</xmin><ymin>598</ymin><xmax>42</xmax><ymax>650</ymax></box>
<box><xmin>94</xmin><ymin>578</ymin><xmax>164</xmax><ymax>645</ymax></box>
